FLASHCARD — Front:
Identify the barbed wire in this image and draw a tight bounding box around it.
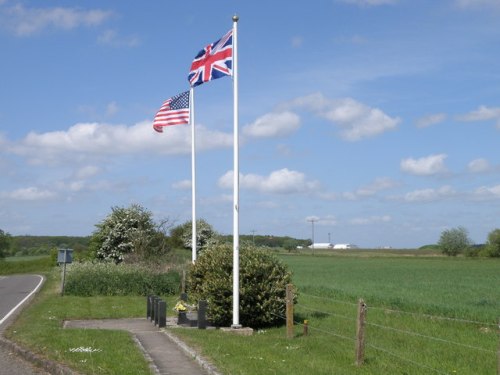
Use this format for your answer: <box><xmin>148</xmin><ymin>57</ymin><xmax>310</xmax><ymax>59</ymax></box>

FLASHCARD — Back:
<box><xmin>297</xmin><ymin>304</ymin><xmax>357</xmax><ymax>322</ymax></box>
<box><xmin>270</xmin><ymin>312</ymin><xmax>356</xmax><ymax>343</ymax></box>
<box><xmin>368</xmin><ymin>306</ymin><xmax>498</xmax><ymax>327</ymax></box>
<box><xmin>299</xmin><ymin>291</ymin><xmax>497</xmax><ymax>326</ymax></box>
<box><xmin>271</xmin><ymin>310</ymin><xmax>453</xmax><ymax>374</ymax></box>
<box><xmin>366</xmin><ymin>321</ymin><xmax>496</xmax><ymax>354</ymax></box>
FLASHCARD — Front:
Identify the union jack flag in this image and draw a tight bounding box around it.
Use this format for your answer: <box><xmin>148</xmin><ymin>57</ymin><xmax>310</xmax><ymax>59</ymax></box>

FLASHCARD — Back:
<box><xmin>188</xmin><ymin>29</ymin><xmax>233</xmax><ymax>88</ymax></box>
<box><xmin>153</xmin><ymin>91</ymin><xmax>190</xmax><ymax>133</ymax></box>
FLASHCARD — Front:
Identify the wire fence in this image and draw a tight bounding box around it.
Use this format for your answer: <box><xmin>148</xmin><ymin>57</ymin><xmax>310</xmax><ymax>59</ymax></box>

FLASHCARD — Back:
<box><xmin>280</xmin><ymin>289</ymin><xmax>499</xmax><ymax>374</ymax></box>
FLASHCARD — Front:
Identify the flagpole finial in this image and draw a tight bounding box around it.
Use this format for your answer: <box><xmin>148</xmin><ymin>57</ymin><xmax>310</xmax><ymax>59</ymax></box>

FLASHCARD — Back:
<box><xmin>232</xmin><ymin>14</ymin><xmax>239</xmax><ymax>22</ymax></box>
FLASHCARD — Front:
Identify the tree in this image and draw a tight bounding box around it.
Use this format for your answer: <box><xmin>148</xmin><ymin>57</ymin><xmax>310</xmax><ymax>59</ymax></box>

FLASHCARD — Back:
<box><xmin>89</xmin><ymin>204</ymin><xmax>170</xmax><ymax>263</ymax></box>
<box><xmin>170</xmin><ymin>219</ymin><xmax>218</xmax><ymax>251</ymax></box>
<box><xmin>438</xmin><ymin>226</ymin><xmax>472</xmax><ymax>256</ymax></box>
<box><xmin>0</xmin><ymin>229</ymin><xmax>11</xmax><ymax>259</ymax></box>
<box><xmin>484</xmin><ymin>228</ymin><xmax>500</xmax><ymax>257</ymax></box>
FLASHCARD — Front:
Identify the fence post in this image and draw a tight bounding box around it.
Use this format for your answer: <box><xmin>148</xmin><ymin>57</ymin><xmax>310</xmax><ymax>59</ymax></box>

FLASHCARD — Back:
<box><xmin>303</xmin><ymin>320</ymin><xmax>309</xmax><ymax>336</ymax></box>
<box><xmin>497</xmin><ymin>317</ymin><xmax>499</xmax><ymax>375</ymax></box>
<box><xmin>286</xmin><ymin>284</ymin><xmax>294</xmax><ymax>339</ymax></box>
<box><xmin>355</xmin><ymin>298</ymin><xmax>367</xmax><ymax>366</ymax></box>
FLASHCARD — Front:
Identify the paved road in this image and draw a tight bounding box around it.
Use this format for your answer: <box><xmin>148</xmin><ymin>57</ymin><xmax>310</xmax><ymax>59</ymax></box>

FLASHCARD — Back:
<box><xmin>0</xmin><ymin>274</ymin><xmax>47</xmax><ymax>375</ymax></box>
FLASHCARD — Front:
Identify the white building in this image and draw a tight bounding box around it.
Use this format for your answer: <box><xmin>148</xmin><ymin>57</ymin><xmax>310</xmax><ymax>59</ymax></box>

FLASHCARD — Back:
<box><xmin>333</xmin><ymin>244</ymin><xmax>358</xmax><ymax>250</ymax></box>
<box><xmin>308</xmin><ymin>243</ymin><xmax>334</xmax><ymax>249</ymax></box>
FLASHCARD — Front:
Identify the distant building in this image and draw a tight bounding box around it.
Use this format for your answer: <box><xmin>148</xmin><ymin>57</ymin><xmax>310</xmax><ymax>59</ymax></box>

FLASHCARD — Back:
<box><xmin>308</xmin><ymin>243</ymin><xmax>334</xmax><ymax>249</ymax></box>
<box><xmin>333</xmin><ymin>244</ymin><xmax>358</xmax><ymax>250</ymax></box>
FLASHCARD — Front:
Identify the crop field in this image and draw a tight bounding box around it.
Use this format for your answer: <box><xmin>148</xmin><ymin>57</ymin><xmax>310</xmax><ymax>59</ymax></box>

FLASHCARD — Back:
<box><xmin>174</xmin><ymin>253</ymin><xmax>500</xmax><ymax>375</ymax></box>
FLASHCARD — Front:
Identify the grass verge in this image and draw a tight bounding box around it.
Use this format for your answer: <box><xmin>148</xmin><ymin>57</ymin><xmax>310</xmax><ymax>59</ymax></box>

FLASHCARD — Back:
<box><xmin>4</xmin><ymin>268</ymin><xmax>177</xmax><ymax>374</ymax></box>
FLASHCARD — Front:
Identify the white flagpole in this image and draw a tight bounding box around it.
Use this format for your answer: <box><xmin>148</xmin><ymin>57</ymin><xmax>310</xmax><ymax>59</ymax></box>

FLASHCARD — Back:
<box><xmin>190</xmin><ymin>87</ymin><xmax>197</xmax><ymax>264</ymax></box>
<box><xmin>231</xmin><ymin>14</ymin><xmax>241</xmax><ymax>328</ymax></box>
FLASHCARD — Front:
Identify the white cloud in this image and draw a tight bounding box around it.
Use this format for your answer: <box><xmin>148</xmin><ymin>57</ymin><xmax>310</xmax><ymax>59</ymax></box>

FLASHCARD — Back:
<box><xmin>242</xmin><ymin>111</ymin><xmax>300</xmax><ymax>139</ymax></box>
<box><xmin>8</xmin><ymin>121</ymin><xmax>232</xmax><ymax>164</ymax></box>
<box><xmin>290</xmin><ymin>93</ymin><xmax>400</xmax><ymax>141</ymax></box>
<box><xmin>97</xmin><ymin>30</ymin><xmax>140</xmax><ymax>47</ymax></box>
<box><xmin>75</xmin><ymin>165</ymin><xmax>101</xmax><ymax>179</ymax></box>
<box><xmin>317</xmin><ymin>177</ymin><xmax>399</xmax><ymax>201</ymax></box>
<box><xmin>305</xmin><ymin>215</ymin><xmax>320</xmax><ymax>222</ymax></box>
<box><xmin>338</xmin><ymin>0</ymin><xmax>399</xmax><ymax>6</ymax></box>
<box><xmin>403</xmin><ymin>185</ymin><xmax>455</xmax><ymax>202</ymax></box>
<box><xmin>457</xmin><ymin>105</ymin><xmax>500</xmax><ymax>128</ymax></box>
<box><xmin>218</xmin><ymin>168</ymin><xmax>320</xmax><ymax>194</ymax></box>
<box><xmin>473</xmin><ymin>184</ymin><xmax>500</xmax><ymax>199</ymax></box>
<box><xmin>416</xmin><ymin>113</ymin><xmax>447</xmax><ymax>128</ymax></box>
<box><xmin>354</xmin><ymin>177</ymin><xmax>400</xmax><ymax>197</ymax></box>
<box><xmin>172</xmin><ymin>179</ymin><xmax>191</xmax><ymax>190</ymax></box>
<box><xmin>400</xmin><ymin>154</ymin><xmax>448</xmax><ymax>176</ymax></box>
<box><xmin>350</xmin><ymin>215</ymin><xmax>391</xmax><ymax>225</ymax></box>
<box><xmin>2</xmin><ymin>4</ymin><xmax>113</xmax><ymax>36</ymax></box>
<box><xmin>467</xmin><ymin>158</ymin><xmax>491</xmax><ymax>173</ymax></box>
<box><xmin>0</xmin><ymin>187</ymin><xmax>56</xmax><ymax>201</ymax></box>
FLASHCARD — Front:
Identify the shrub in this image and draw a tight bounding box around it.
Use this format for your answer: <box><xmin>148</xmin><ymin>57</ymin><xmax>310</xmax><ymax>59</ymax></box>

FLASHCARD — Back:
<box><xmin>63</xmin><ymin>262</ymin><xmax>180</xmax><ymax>296</ymax></box>
<box><xmin>187</xmin><ymin>242</ymin><xmax>295</xmax><ymax>328</ymax></box>
<box><xmin>483</xmin><ymin>229</ymin><xmax>500</xmax><ymax>257</ymax></box>
<box><xmin>438</xmin><ymin>226</ymin><xmax>472</xmax><ymax>256</ymax></box>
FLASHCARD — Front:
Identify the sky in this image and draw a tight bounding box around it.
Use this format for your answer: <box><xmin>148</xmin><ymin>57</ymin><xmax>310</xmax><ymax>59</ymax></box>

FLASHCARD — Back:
<box><xmin>1</xmin><ymin>0</ymin><xmax>500</xmax><ymax>248</ymax></box>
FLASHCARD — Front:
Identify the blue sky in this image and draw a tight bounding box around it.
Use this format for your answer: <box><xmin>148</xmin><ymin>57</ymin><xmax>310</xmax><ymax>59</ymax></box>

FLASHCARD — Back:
<box><xmin>1</xmin><ymin>0</ymin><xmax>500</xmax><ymax>248</ymax></box>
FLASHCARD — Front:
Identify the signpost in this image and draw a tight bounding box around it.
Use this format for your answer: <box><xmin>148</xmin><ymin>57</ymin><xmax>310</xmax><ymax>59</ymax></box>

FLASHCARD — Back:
<box><xmin>58</xmin><ymin>248</ymin><xmax>73</xmax><ymax>296</ymax></box>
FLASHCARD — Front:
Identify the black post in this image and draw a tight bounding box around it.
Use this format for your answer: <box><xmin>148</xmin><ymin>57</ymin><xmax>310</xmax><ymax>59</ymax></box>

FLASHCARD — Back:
<box><xmin>158</xmin><ymin>301</ymin><xmax>167</xmax><ymax>328</ymax></box>
<box><xmin>180</xmin><ymin>292</ymin><xmax>188</xmax><ymax>302</ymax></box>
<box><xmin>147</xmin><ymin>295</ymin><xmax>152</xmax><ymax>320</ymax></box>
<box><xmin>198</xmin><ymin>300</ymin><xmax>207</xmax><ymax>329</ymax></box>
<box><xmin>154</xmin><ymin>298</ymin><xmax>160</xmax><ymax>326</ymax></box>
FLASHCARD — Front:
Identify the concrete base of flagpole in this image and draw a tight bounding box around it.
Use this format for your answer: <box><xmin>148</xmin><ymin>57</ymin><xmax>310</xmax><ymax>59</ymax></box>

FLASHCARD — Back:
<box><xmin>221</xmin><ymin>326</ymin><xmax>253</xmax><ymax>336</ymax></box>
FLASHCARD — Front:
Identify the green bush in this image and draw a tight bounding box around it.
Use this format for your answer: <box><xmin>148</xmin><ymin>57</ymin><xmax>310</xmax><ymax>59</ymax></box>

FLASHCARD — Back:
<box><xmin>64</xmin><ymin>262</ymin><xmax>180</xmax><ymax>296</ymax></box>
<box><xmin>188</xmin><ymin>242</ymin><xmax>295</xmax><ymax>328</ymax></box>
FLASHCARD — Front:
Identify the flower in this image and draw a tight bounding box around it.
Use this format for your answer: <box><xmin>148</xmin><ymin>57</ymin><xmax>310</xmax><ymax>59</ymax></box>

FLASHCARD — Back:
<box><xmin>174</xmin><ymin>301</ymin><xmax>187</xmax><ymax>312</ymax></box>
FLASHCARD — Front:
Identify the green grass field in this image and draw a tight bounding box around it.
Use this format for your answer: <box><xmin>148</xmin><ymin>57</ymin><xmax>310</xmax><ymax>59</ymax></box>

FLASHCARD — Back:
<box><xmin>173</xmin><ymin>253</ymin><xmax>500</xmax><ymax>375</ymax></box>
<box><xmin>2</xmin><ymin>252</ymin><xmax>499</xmax><ymax>374</ymax></box>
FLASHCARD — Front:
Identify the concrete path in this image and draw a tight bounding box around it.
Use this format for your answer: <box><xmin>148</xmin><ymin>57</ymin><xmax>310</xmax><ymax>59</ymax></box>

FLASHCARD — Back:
<box><xmin>64</xmin><ymin>318</ymin><xmax>220</xmax><ymax>375</ymax></box>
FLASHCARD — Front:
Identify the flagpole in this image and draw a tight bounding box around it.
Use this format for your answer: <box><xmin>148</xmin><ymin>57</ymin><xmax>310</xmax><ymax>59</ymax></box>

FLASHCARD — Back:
<box><xmin>190</xmin><ymin>87</ymin><xmax>197</xmax><ymax>264</ymax></box>
<box><xmin>231</xmin><ymin>14</ymin><xmax>241</xmax><ymax>329</ymax></box>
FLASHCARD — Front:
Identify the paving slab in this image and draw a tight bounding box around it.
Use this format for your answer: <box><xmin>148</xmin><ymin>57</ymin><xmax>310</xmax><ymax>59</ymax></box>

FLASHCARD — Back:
<box><xmin>64</xmin><ymin>318</ymin><xmax>219</xmax><ymax>375</ymax></box>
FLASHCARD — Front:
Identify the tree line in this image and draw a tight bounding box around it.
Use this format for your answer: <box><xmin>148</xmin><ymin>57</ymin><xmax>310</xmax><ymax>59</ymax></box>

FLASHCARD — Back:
<box><xmin>1</xmin><ymin>205</ymin><xmax>499</xmax><ymax>260</ymax></box>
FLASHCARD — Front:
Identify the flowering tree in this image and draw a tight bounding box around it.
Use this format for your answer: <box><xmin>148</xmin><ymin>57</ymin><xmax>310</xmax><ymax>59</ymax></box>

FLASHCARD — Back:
<box><xmin>169</xmin><ymin>219</ymin><xmax>217</xmax><ymax>251</ymax></box>
<box><xmin>89</xmin><ymin>204</ymin><xmax>168</xmax><ymax>263</ymax></box>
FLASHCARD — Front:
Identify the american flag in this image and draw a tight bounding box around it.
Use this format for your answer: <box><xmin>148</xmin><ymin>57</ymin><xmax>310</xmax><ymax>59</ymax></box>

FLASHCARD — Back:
<box><xmin>188</xmin><ymin>29</ymin><xmax>233</xmax><ymax>88</ymax></box>
<box><xmin>153</xmin><ymin>91</ymin><xmax>190</xmax><ymax>133</ymax></box>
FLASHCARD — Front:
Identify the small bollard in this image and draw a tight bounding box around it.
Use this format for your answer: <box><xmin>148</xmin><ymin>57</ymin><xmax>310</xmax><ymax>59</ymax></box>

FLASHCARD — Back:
<box><xmin>158</xmin><ymin>300</ymin><xmax>167</xmax><ymax>328</ymax></box>
<box><xmin>154</xmin><ymin>298</ymin><xmax>160</xmax><ymax>326</ymax></box>
<box><xmin>198</xmin><ymin>300</ymin><xmax>207</xmax><ymax>329</ymax></box>
<box><xmin>303</xmin><ymin>320</ymin><xmax>309</xmax><ymax>336</ymax></box>
<box><xmin>147</xmin><ymin>295</ymin><xmax>153</xmax><ymax>320</ymax></box>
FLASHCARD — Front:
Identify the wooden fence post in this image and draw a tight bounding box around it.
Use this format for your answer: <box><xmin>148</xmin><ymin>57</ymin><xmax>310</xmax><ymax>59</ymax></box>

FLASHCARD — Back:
<box><xmin>303</xmin><ymin>320</ymin><xmax>309</xmax><ymax>336</ymax></box>
<box><xmin>355</xmin><ymin>298</ymin><xmax>367</xmax><ymax>366</ymax></box>
<box><xmin>286</xmin><ymin>284</ymin><xmax>294</xmax><ymax>339</ymax></box>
